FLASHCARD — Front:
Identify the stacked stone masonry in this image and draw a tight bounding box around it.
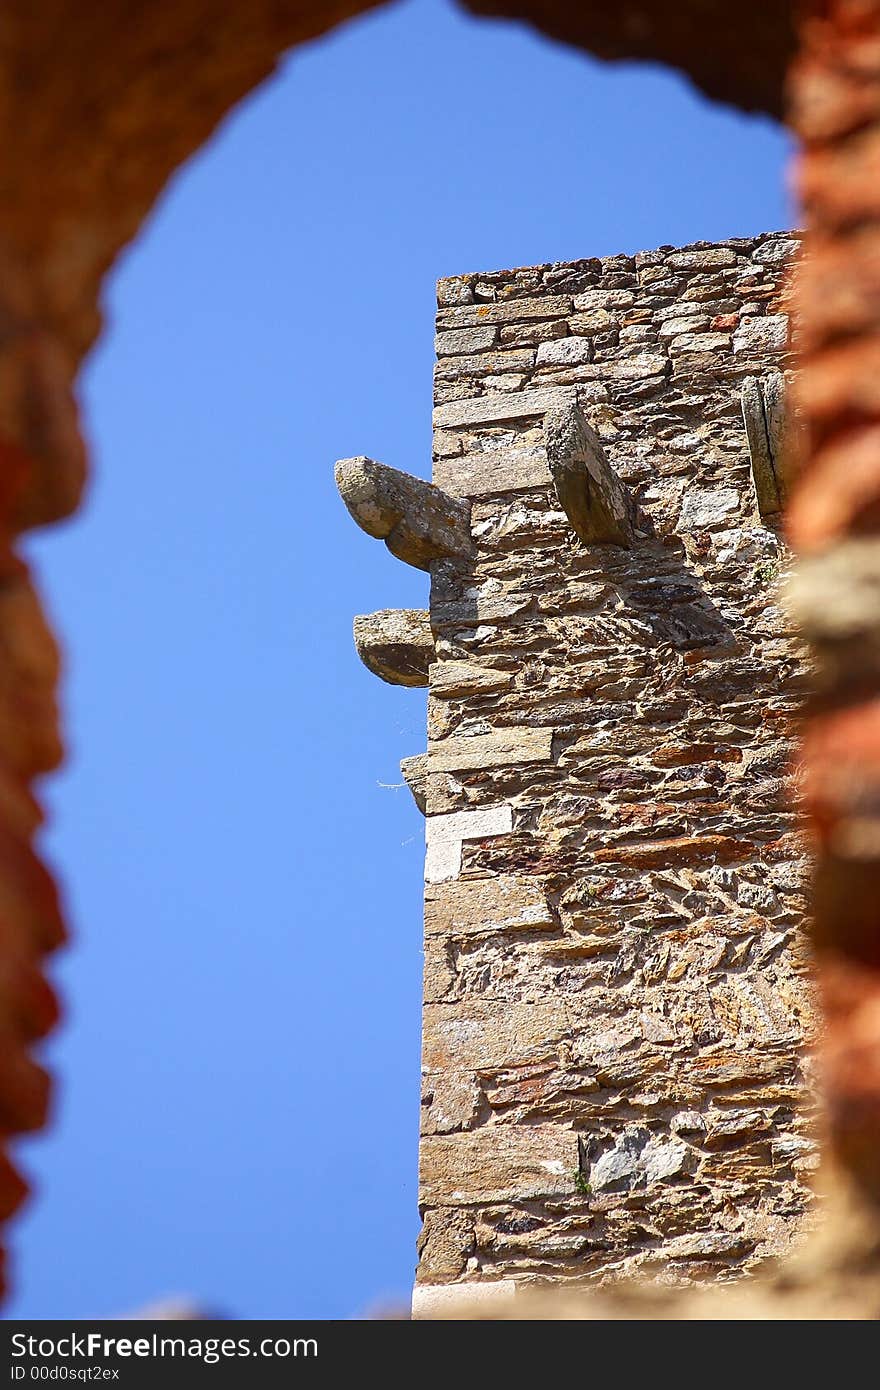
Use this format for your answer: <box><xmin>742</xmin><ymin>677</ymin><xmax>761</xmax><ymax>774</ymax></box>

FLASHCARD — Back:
<box><xmin>416</xmin><ymin>232</ymin><xmax>815</xmax><ymax>1301</ymax></box>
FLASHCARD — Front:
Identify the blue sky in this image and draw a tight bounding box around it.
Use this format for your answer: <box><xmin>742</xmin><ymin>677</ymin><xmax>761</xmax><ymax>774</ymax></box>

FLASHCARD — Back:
<box><xmin>7</xmin><ymin>0</ymin><xmax>792</xmax><ymax>1319</ymax></box>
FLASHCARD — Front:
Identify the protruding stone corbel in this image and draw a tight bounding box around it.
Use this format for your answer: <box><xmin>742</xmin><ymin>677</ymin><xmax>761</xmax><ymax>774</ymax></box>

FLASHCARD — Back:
<box><xmin>742</xmin><ymin>372</ymin><xmax>794</xmax><ymax>518</ymax></box>
<box><xmin>353</xmin><ymin>609</ymin><xmax>434</xmax><ymax>687</ymax></box>
<box><xmin>544</xmin><ymin>403</ymin><xmax>636</xmax><ymax>547</ymax></box>
<box><xmin>334</xmin><ymin>456</ymin><xmax>472</xmax><ymax>571</ymax></box>
<box><xmin>400</xmin><ymin>753</ymin><xmax>427</xmax><ymax>814</ymax></box>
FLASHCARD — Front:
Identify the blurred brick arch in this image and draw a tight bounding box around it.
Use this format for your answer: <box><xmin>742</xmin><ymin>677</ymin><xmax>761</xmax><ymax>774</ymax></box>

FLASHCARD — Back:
<box><xmin>0</xmin><ymin>0</ymin><xmax>875</xmax><ymax>1309</ymax></box>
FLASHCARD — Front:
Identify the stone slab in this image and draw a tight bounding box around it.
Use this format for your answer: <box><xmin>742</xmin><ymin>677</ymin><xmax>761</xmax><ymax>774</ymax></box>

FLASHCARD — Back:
<box><xmin>425</xmin><ymin>875</ymin><xmax>555</xmax><ymax>937</ymax></box>
<box><xmin>433</xmin><ymin>446</ymin><xmax>551</xmax><ymax>497</ymax></box>
<box><xmin>429</xmin><ymin>727</ymin><xmax>554</xmax><ymax>772</ymax></box>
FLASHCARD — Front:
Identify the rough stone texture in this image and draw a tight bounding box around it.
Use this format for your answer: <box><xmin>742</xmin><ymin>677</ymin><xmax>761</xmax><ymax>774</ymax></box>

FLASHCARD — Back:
<box><xmin>353</xmin><ymin>609</ymin><xmax>433</xmax><ymax>687</ymax></box>
<box><xmin>433</xmin><ymin>446</ymin><xmax>550</xmax><ymax>498</ymax></box>
<box><xmin>401</xmin><ymin>754</ymin><xmax>429</xmax><ymax>815</ymax></box>
<box><xmin>425</xmin><ymin>805</ymin><xmax>513</xmax><ymax>884</ymax></box>
<box><xmin>741</xmin><ymin>372</ymin><xmax>794</xmax><ymax>517</ymax></box>
<box><xmin>544</xmin><ymin>402</ymin><xmax>637</xmax><ymax>547</ymax></box>
<box><xmin>417</xmin><ymin>232</ymin><xmax>814</xmax><ymax>1296</ymax></box>
<box><xmin>335</xmin><ymin>457</ymin><xmax>472</xmax><ymax>571</ymax></box>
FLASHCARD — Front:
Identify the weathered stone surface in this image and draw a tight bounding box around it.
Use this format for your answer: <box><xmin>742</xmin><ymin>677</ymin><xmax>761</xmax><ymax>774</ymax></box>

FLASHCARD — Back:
<box><xmin>353</xmin><ymin>609</ymin><xmax>433</xmax><ymax>687</ymax></box>
<box><xmin>742</xmin><ymin>372</ymin><xmax>791</xmax><ymax>517</ymax></box>
<box><xmin>412</xmin><ymin>1280</ymin><xmax>517</xmax><ymax>1317</ymax></box>
<box><xmin>569</xmin><ymin>309</ymin><xmax>614</xmax><ymax>336</ymax></box>
<box><xmin>544</xmin><ymin>401</ymin><xmax>636</xmax><ymax>547</ymax></box>
<box><xmin>435</xmin><ymin>326</ymin><xmax>499</xmax><ymax>357</ymax></box>
<box><xmin>420</xmin><ymin>1125</ymin><xmax>577</xmax><ymax>1205</ymax></box>
<box><xmin>585</xmin><ymin>1126</ymin><xmax>693</xmax><ymax>1192</ymax></box>
<box><xmin>430</xmin><ymin>580</ymin><xmax>535</xmax><ymax>628</ymax></box>
<box><xmin>424</xmin><ymin>1072</ymin><xmax>483</xmax><ymax>1135</ymax></box>
<box><xmin>669</xmin><ymin>330</ymin><xmax>731</xmax><ymax>355</ymax></box>
<box><xmin>429</xmin><ymin>727</ymin><xmax>554</xmax><ymax>772</ymax></box>
<box><xmin>592</xmin><ymin>835</ymin><xmax>753</xmax><ymax>867</ymax></box>
<box><xmin>571</xmin><ymin>352</ymin><xmax>668</xmax><ymax>381</ymax></box>
<box><xmin>425</xmin><ymin>805</ymin><xmax>513</xmax><ymax>883</ymax></box>
<box><xmin>436</xmin><ymin>296</ymin><xmax>574</xmax><ymax>331</ymax></box>
<box><xmin>668</xmin><ymin>247</ymin><xmax>738</xmax><ymax>271</ymax></box>
<box><xmin>335</xmin><ymin>456</ymin><xmax>472</xmax><ymax>571</ymax></box>
<box><xmin>416</xmin><ymin>235</ymin><xmax>812</xmax><ymax>1295</ymax></box>
<box><xmin>536</xmin><ymin>336</ymin><xmax>594</xmax><ymax>367</ymax></box>
<box><xmin>415</xmin><ymin>1207</ymin><xmax>475</xmax><ymax>1282</ymax></box>
<box><xmin>425</xmin><ymin>876</ymin><xmax>555</xmax><ymax>937</ymax></box>
<box><xmin>430</xmin><ymin>661</ymin><xmax>513</xmax><ymax>698</ymax></box>
<box><xmin>678</xmin><ymin>486</ymin><xmax>741</xmax><ymax>530</ymax></box>
<box><xmin>433</xmin><ymin>447</ymin><xmax>551</xmax><ymax>498</ymax></box>
<box><xmin>733</xmin><ymin>314</ymin><xmax>790</xmax><ymax>355</ymax></box>
<box><xmin>424</xmin><ymin>998</ymin><xmax>570</xmax><ymax>1070</ymax></box>
<box><xmin>435</xmin><ymin>348</ymin><xmax>536</xmax><ymax>381</ymax></box>
<box><xmin>433</xmin><ymin>386</ymin><xmax>577</xmax><ymax>431</ymax></box>
<box><xmin>437</xmin><ymin>277</ymin><xmax>474</xmax><ymax>309</ymax></box>
<box><xmin>400</xmin><ymin>753</ymin><xmax>428</xmax><ymax>815</ymax></box>
<box><xmin>658</xmin><ymin>314</ymin><xmax>709</xmax><ymax>339</ymax></box>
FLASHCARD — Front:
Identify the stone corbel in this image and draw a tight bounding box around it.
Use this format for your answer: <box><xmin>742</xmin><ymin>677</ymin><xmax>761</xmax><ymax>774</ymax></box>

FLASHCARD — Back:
<box><xmin>353</xmin><ymin>609</ymin><xmax>434</xmax><ymax>687</ymax></box>
<box><xmin>742</xmin><ymin>372</ymin><xmax>795</xmax><ymax>519</ymax></box>
<box><xmin>544</xmin><ymin>402</ymin><xmax>636</xmax><ymax>547</ymax></box>
<box><xmin>335</xmin><ymin>456</ymin><xmax>472</xmax><ymax>570</ymax></box>
<box><xmin>400</xmin><ymin>754</ymin><xmax>428</xmax><ymax>815</ymax></box>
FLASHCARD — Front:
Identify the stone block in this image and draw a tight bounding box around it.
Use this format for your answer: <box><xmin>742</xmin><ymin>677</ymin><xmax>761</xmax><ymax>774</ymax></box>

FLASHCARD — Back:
<box><xmin>335</xmin><ymin>456</ymin><xmax>472</xmax><ymax>570</ymax></box>
<box><xmin>437</xmin><ymin>276</ymin><xmax>474</xmax><ymax>307</ymax></box>
<box><xmin>425</xmin><ymin>805</ymin><xmax>513</xmax><ymax>883</ymax></box>
<box><xmin>430</xmin><ymin>661</ymin><xmax>513</xmax><ymax>697</ymax></box>
<box><xmin>400</xmin><ymin>754</ymin><xmax>428</xmax><ymax>814</ymax></box>
<box><xmin>593</xmin><ymin>835</ymin><xmax>753</xmax><ymax>868</ymax></box>
<box><xmin>678</xmin><ymin>485</ymin><xmax>741</xmax><ymax>529</ymax></box>
<box><xmin>434</xmin><ymin>349</ymin><xmax>535</xmax><ymax>380</ymax></box>
<box><xmin>569</xmin><ymin>309</ymin><xmax>614</xmax><ymax>336</ymax></box>
<box><xmin>435</xmin><ymin>295</ymin><xmax>573</xmax><ymax>330</ymax></box>
<box><xmin>435</xmin><ymin>325</ymin><xmax>498</xmax><ymax>356</ymax></box>
<box><xmin>425</xmin><ymin>875</ymin><xmax>555</xmax><ymax>936</ymax></box>
<box><xmin>412</xmin><ymin>1281</ymin><xmax>517</xmax><ymax>1318</ymax></box>
<box><xmin>353</xmin><ymin>609</ymin><xmax>433</xmax><ymax>686</ymax></box>
<box><xmin>733</xmin><ymin>314</ymin><xmax>790</xmax><ymax>354</ymax></box>
<box><xmin>536</xmin><ymin>336</ymin><xmax>594</xmax><ymax>367</ymax></box>
<box><xmin>429</xmin><ymin>726</ymin><xmax>554</xmax><ymax>772</ymax></box>
<box><xmin>544</xmin><ymin>401</ymin><xmax>636</xmax><ymax>546</ymax></box>
<box><xmin>432</xmin><ymin>386</ymin><xmax>577</xmax><ymax>430</ymax></box>
<box><xmin>419</xmin><ymin>1126</ymin><xmax>577</xmax><ymax>1205</ymax></box>
<box><xmin>668</xmin><ymin>247</ymin><xmax>739</xmax><ymax>270</ymax></box>
<box><xmin>423</xmin><ymin>997</ymin><xmax>569</xmax><ymax>1070</ymax></box>
<box><xmin>433</xmin><ymin>446</ymin><xmax>551</xmax><ymax>497</ymax></box>
<box><xmin>668</xmin><ymin>331</ymin><xmax>731</xmax><ymax>354</ymax></box>
<box><xmin>742</xmin><ymin>371</ymin><xmax>793</xmax><ymax>517</ymax></box>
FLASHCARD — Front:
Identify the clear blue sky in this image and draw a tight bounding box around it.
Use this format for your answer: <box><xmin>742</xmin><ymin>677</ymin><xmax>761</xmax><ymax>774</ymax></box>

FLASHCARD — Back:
<box><xmin>6</xmin><ymin>0</ymin><xmax>792</xmax><ymax>1320</ymax></box>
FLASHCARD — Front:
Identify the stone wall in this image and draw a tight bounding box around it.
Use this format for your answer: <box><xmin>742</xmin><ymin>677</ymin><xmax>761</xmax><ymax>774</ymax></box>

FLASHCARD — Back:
<box><xmin>415</xmin><ymin>232</ymin><xmax>815</xmax><ymax>1306</ymax></box>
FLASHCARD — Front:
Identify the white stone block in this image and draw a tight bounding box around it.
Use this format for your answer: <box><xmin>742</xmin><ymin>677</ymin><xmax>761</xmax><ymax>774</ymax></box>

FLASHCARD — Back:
<box><xmin>425</xmin><ymin>804</ymin><xmax>513</xmax><ymax>882</ymax></box>
<box><xmin>411</xmin><ymin>1280</ymin><xmax>517</xmax><ymax>1319</ymax></box>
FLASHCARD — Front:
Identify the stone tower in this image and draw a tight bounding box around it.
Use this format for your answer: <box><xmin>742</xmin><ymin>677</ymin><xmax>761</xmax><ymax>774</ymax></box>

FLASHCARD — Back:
<box><xmin>336</xmin><ymin>232</ymin><xmax>814</xmax><ymax>1317</ymax></box>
